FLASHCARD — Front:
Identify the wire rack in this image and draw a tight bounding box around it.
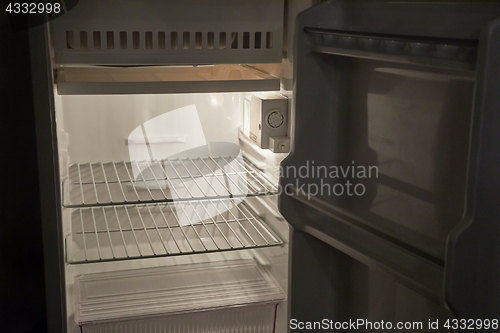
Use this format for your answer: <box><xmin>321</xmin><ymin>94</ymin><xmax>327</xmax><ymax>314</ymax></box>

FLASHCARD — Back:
<box><xmin>68</xmin><ymin>199</ymin><xmax>284</xmax><ymax>264</ymax></box>
<box><xmin>64</xmin><ymin>156</ymin><xmax>278</xmax><ymax>208</ymax></box>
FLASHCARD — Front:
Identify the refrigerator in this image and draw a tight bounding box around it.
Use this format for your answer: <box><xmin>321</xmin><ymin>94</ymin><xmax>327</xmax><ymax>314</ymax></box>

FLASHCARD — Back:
<box><xmin>29</xmin><ymin>1</ymin><xmax>500</xmax><ymax>332</ymax></box>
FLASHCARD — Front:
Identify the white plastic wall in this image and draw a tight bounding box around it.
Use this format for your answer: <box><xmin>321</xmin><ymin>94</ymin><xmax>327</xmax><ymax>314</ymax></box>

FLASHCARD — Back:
<box><xmin>60</xmin><ymin>92</ymin><xmax>243</xmax><ymax>164</ymax></box>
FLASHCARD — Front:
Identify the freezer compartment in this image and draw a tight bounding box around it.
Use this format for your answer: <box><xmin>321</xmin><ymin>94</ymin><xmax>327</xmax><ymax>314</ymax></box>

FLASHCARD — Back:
<box><xmin>51</xmin><ymin>0</ymin><xmax>284</xmax><ymax>65</ymax></box>
<box><xmin>63</xmin><ymin>157</ymin><xmax>278</xmax><ymax>208</ymax></box>
<box><xmin>75</xmin><ymin>259</ymin><xmax>285</xmax><ymax>332</ymax></box>
<box><xmin>67</xmin><ymin>199</ymin><xmax>284</xmax><ymax>264</ymax></box>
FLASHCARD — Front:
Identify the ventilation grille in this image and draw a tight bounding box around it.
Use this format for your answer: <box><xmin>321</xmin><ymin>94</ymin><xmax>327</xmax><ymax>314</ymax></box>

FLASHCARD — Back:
<box><xmin>52</xmin><ymin>0</ymin><xmax>284</xmax><ymax>65</ymax></box>
<box><xmin>65</xmin><ymin>30</ymin><xmax>275</xmax><ymax>51</ymax></box>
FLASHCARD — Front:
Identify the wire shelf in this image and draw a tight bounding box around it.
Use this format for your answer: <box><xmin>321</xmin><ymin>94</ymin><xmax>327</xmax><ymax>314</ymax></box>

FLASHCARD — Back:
<box><xmin>64</xmin><ymin>157</ymin><xmax>278</xmax><ymax>208</ymax></box>
<box><xmin>68</xmin><ymin>199</ymin><xmax>284</xmax><ymax>264</ymax></box>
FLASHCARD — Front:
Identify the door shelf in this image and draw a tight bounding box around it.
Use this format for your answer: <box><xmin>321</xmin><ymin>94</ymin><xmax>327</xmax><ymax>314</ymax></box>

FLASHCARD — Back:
<box><xmin>67</xmin><ymin>199</ymin><xmax>284</xmax><ymax>264</ymax></box>
<box><xmin>63</xmin><ymin>157</ymin><xmax>278</xmax><ymax>208</ymax></box>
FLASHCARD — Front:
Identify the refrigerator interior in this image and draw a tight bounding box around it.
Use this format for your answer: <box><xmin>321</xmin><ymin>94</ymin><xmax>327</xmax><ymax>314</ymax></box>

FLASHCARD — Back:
<box><xmin>53</xmin><ymin>91</ymin><xmax>290</xmax><ymax>333</ymax></box>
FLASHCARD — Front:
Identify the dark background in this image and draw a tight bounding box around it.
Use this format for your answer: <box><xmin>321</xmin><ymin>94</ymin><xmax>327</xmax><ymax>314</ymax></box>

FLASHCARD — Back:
<box><xmin>0</xmin><ymin>9</ymin><xmax>47</xmax><ymax>333</ymax></box>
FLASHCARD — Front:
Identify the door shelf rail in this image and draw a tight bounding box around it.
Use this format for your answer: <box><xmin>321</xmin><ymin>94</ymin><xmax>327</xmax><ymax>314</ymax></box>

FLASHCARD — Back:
<box><xmin>306</xmin><ymin>28</ymin><xmax>477</xmax><ymax>72</ymax></box>
<box><xmin>63</xmin><ymin>156</ymin><xmax>278</xmax><ymax>208</ymax></box>
<box><xmin>67</xmin><ymin>198</ymin><xmax>284</xmax><ymax>264</ymax></box>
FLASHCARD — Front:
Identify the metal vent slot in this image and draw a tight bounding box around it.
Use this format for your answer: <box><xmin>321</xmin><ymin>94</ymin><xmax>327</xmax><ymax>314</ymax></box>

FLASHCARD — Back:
<box><xmin>106</xmin><ymin>31</ymin><xmax>114</xmax><ymax>49</ymax></box>
<box><xmin>255</xmin><ymin>32</ymin><xmax>262</xmax><ymax>49</ymax></box>
<box><xmin>119</xmin><ymin>31</ymin><xmax>127</xmax><ymax>49</ymax></box>
<box><xmin>266</xmin><ymin>32</ymin><xmax>273</xmax><ymax>49</ymax></box>
<box><xmin>195</xmin><ymin>32</ymin><xmax>202</xmax><ymax>49</ymax></box>
<box><xmin>145</xmin><ymin>31</ymin><xmax>153</xmax><ymax>49</ymax></box>
<box><xmin>171</xmin><ymin>32</ymin><xmax>178</xmax><ymax>49</ymax></box>
<box><xmin>183</xmin><ymin>32</ymin><xmax>190</xmax><ymax>49</ymax></box>
<box><xmin>93</xmin><ymin>31</ymin><xmax>101</xmax><ymax>49</ymax></box>
<box><xmin>231</xmin><ymin>32</ymin><xmax>238</xmax><ymax>49</ymax></box>
<box><xmin>207</xmin><ymin>32</ymin><xmax>215</xmax><ymax>49</ymax></box>
<box><xmin>132</xmin><ymin>31</ymin><xmax>140</xmax><ymax>49</ymax></box>
<box><xmin>158</xmin><ymin>32</ymin><xmax>166</xmax><ymax>49</ymax></box>
<box><xmin>66</xmin><ymin>31</ymin><xmax>74</xmax><ymax>49</ymax></box>
<box><xmin>80</xmin><ymin>31</ymin><xmax>88</xmax><ymax>49</ymax></box>
<box><xmin>243</xmin><ymin>32</ymin><xmax>250</xmax><ymax>49</ymax></box>
<box><xmin>219</xmin><ymin>32</ymin><xmax>227</xmax><ymax>49</ymax></box>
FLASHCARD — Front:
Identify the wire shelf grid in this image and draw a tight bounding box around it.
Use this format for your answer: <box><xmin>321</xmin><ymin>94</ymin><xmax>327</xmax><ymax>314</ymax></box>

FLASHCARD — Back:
<box><xmin>64</xmin><ymin>157</ymin><xmax>278</xmax><ymax>208</ymax></box>
<box><xmin>68</xmin><ymin>199</ymin><xmax>284</xmax><ymax>264</ymax></box>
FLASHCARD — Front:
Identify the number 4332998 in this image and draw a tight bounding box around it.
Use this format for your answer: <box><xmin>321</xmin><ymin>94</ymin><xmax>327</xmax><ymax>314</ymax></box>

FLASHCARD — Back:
<box><xmin>444</xmin><ymin>318</ymin><xmax>499</xmax><ymax>330</ymax></box>
<box><xmin>6</xmin><ymin>2</ymin><xmax>61</xmax><ymax>14</ymax></box>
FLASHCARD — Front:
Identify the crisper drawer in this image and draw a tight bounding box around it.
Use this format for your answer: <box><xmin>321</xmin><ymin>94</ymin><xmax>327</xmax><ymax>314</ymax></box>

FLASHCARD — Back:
<box><xmin>80</xmin><ymin>305</ymin><xmax>278</xmax><ymax>333</ymax></box>
<box><xmin>75</xmin><ymin>260</ymin><xmax>285</xmax><ymax>333</ymax></box>
<box><xmin>82</xmin><ymin>304</ymin><xmax>276</xmax><ymax>333</ymax></box>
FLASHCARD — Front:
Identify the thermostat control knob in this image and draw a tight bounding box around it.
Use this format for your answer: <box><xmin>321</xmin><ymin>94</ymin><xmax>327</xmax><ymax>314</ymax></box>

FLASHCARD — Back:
<box><xmin>266</xmin><ymin>110</ymin><xmax>285</xmax><ymax>129</ymax></box>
